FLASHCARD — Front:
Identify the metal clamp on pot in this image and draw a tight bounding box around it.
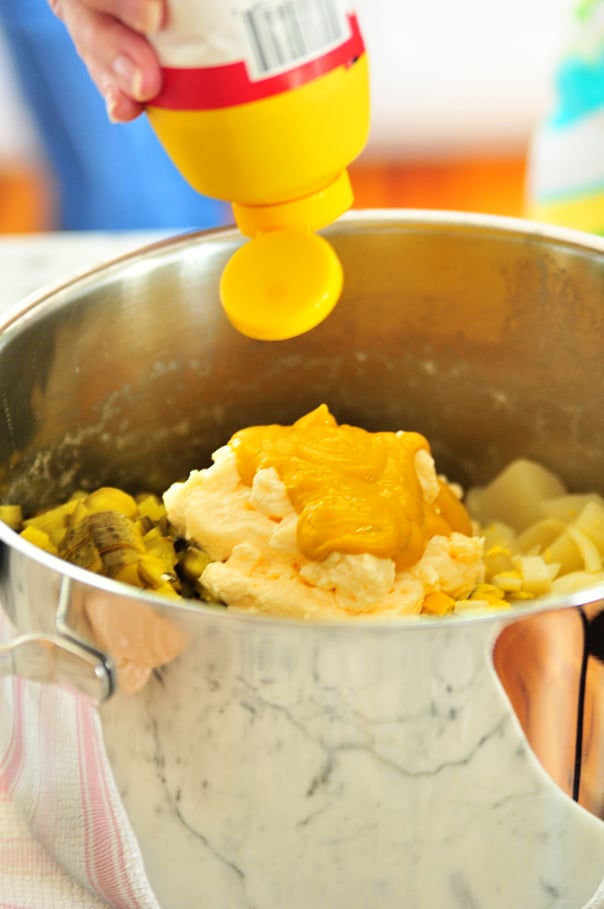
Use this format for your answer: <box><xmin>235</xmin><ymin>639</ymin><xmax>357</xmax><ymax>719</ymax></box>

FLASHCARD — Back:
<box><xmin>0</xmin><ymin>570</ymin><xmax>115</xmax><ymax>703</ymax></box>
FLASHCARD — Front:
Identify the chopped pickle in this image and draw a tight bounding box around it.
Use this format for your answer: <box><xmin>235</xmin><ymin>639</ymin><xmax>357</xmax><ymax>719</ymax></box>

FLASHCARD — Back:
<box><xmin>0</xmin><ymin>504</ymin><xmax>23</xmax><ymax>531</ymax></box>
<box><xmin>57</xmin><ymin>519</ymin><xmax>104</xmax><ymax>573</ymax></box>
<box><xmin>137</xmin><ymin>493</ymin><xmax>167</xmax><ymax>523</ymax></box>
<box><xmin>10</xmin><ymin>486</ymin><xmax>212</xmax><ymax>602</ymax></box>
<box><xmin>180</xmin><ymin>546</ymin><xmax>211</xmax><ymax>585</ymax></box>
<box><xmin>20</xmin><ymin>524</ymin><xmax>58</xmax><ymax>554</ymax></box>
<box><xmin>138</xmin><ymin>553</ymin><xmax>172</xmax><ymax>589</ymax></box>
<box><xmin>23</xmin><ymin>498</ymin><xmax>81</xmax><ymax>543</ymax></box>
<box><xmin>59</xmin><ymin>511</ymin><xmax>146</xmax><ymax>576</ymax></box>
<box><xmin>176</xmin><ymin>545</ymin><xmax>212</xmax><ymax>598</ymax></box>
<box><xmin>85</xmin><ymin>487</ymin><xmax>138</xmax><ymax>518</ymax></box>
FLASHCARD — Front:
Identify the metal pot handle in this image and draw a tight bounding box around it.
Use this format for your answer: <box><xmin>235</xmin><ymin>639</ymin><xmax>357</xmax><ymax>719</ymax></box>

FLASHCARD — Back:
<box><xmin>0</xmin><ymin>570</ymin><xmax>116</xmax><ymax>704</ymax></box>
<box><xmin>0</xmin><ymin>631</ymin><xmax>114</xmax><ymax>703</ymax></box>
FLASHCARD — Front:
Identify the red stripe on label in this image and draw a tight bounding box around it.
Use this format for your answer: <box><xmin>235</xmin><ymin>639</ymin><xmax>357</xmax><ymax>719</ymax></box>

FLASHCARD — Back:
<box><xmin>151</xmin><ymin>13</ymin><xmax>364</xmax><ymax>111</ymax></box>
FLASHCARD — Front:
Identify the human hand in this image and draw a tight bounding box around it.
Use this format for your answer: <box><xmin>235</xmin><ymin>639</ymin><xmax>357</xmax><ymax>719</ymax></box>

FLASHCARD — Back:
<box><xmin>48</xmin><ymin>0</ymin><xmax>166</xmax><ymax>122</ymax></box>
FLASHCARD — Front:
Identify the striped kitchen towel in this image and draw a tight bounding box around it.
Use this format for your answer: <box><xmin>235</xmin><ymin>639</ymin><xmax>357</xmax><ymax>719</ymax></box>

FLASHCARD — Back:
<box><xmin>0</xmin><ymin>768</ymin><xmax>108</xmax><ymax>909</ymax></box>
<box><xmin>0</xmin><ymin>607</ymin><xmax>159</xmax><ymax>909</ymax></box>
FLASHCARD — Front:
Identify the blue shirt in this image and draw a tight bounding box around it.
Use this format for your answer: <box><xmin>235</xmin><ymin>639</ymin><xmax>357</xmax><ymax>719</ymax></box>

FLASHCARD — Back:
<box><xmin>0</xmin><ymin>0</ymin><xmax>231</xmax><ymax>231</ymax></box>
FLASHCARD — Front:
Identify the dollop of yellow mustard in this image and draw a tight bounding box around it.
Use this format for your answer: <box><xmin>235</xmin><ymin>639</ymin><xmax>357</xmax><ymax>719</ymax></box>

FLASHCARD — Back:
<box><xmin>229</xmin><ymin>405</ymin><xmax>471</xmax><ymax>567</ymax></box>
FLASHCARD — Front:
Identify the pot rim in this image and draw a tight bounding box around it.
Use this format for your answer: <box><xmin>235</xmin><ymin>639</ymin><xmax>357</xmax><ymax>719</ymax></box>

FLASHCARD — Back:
<box><xmin>3</xmin><ymin>207</ymin><xmax>604</xmax><ymax>334</ymax></box>
<box><xmin>2</xmin><ymin>511</ymin><xmax>603</xmax><ymax>633</ymax></box>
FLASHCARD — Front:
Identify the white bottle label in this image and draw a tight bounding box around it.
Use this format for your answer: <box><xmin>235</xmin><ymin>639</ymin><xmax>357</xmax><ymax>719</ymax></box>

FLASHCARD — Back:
<box><xmin>150</xmin><ymin>0</ymin><xmax>364</xmax><ymax>110</ymax></box>
<box><xmin>153</xmin><ymin>0</ymin><xmax>358</xmax><ymax>71</ymax></box>
<box><xmin>238</xmin><ymin>0</ymin><xmax>352</xmax><ymax>79</ymax></box>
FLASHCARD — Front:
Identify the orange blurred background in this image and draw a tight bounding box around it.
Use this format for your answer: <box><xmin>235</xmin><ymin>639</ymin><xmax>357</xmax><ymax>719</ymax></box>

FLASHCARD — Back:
<box><xmin>0</xmin><ymin>153</ymin><xmax>527</xmax><ymax>234</ymax></box>
<box><xmin>350</xmin><ymin>154</ymin><xmax>526</xmax><ymax>217</ymax></box>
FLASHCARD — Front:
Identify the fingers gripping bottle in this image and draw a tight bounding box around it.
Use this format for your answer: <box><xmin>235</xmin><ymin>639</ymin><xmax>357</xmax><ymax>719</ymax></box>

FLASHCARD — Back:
<box><xmin>145</xmin><ymin>0</ymin><xmax>370</xmax><ymax>340</ymax></box>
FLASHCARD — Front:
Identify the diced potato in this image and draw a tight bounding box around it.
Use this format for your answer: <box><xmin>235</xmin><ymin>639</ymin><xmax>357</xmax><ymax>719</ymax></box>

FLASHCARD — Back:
<box><xmin>515</xmin><ymin>518</ymin><xmax>566</xmax><ymax>555</ymax></box>
<box><xmin>567</xmin><ymin>526</ymin><xmax>603</xmax><ymax>572</ymax></box>
<box><xmin>572</xmin><ymin>499</ymin><xmax>604</xmax><ymax>553</ymax></box>
<box><xmin>550</xmin><ymin>570</ymin><xmax>604</xmax><ymax>595</ymax></box>
<box><xmin>541</xmin><ymin>493</ymin><xmax>604</xmax><ymax>524</ymax></box>
<box><xmin>481</xmin><ymin>521</ymin><xmax>517</xmax><ymax>549</ymax></box>
<box><xmin>511</xmin><ymin>554</ymin><xmax>555</xmax><ymax>596</ymax></box>
<box><xmin>481</xmin><ymin>521</ymin><xmax>517</xmax><ymax>577</ymax></box>
<box><xmin>544</xmin><ymin>530</ymin><xmax>584</xmax><ymax>574</ymax></box>
<box><xmin>466</xmin><ymin>459</ymin><xmax>567</xmax><ymax>532</ymax></box>
<box><xmin>491</xmin><ymin>571</ymin><xmax>523</xmax><ymax>593</ymax></box>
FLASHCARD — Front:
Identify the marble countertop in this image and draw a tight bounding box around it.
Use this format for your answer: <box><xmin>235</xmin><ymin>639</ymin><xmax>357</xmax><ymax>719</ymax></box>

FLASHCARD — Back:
<box><xmin>0</xmin><ymin>231</ymin><xmax>173</xmax><ymax>315</ymax></box>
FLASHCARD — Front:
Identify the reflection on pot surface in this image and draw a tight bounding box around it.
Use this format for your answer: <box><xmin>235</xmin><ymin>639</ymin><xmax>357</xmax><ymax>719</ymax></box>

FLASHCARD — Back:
<box><xmin>496</xmin><ymin>601</ymin><xmax>604</xmax><ymax>819</ymax></box>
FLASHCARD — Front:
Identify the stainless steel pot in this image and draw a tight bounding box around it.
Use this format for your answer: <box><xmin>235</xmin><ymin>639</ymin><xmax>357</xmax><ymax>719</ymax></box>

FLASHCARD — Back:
<box><xmin>0</xmin><ymin>211</ymin><xmax>603</xmax><ymax>908</ymax></box>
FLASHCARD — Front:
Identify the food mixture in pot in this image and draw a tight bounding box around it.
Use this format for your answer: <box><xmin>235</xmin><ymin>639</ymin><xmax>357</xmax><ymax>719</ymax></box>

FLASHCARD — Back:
<box><xmin>3</xmin><ymin>404</ymin><xmax>604</xmax><ymax>621</ymax></box>
<box><xmin>164</xmin><ymin>404</ymin><xmax>482</xmax><ymax>620</ymax></box>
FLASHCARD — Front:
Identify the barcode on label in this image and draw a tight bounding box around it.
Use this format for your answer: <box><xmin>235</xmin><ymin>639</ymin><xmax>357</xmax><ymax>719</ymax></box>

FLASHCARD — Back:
<box><xmin>240</xmin><ymin>0</ymin><xmax>351</xmax><ymax>78</ymax></box>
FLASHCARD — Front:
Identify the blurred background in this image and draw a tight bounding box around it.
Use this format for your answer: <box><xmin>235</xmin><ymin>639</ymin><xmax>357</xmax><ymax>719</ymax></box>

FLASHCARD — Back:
<box><xmin>0</xmin><ymin>0</ymin><xmax>572</xmax><ymax>233</ymax></box>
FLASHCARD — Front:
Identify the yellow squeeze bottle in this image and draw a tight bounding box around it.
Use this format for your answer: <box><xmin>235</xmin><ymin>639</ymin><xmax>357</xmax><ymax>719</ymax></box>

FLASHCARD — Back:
<box><xmin>145</xmin><ymin>0</ymin><xmax>370</xmax><ymax>340</ymax></box>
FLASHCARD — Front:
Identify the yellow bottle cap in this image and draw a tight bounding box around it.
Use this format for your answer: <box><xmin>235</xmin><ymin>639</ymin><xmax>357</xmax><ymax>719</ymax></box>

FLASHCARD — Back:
<box><xmin>219</xmin><ymin>229</ymin><xmax>343</xmax><ymax>341</ymax></box>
